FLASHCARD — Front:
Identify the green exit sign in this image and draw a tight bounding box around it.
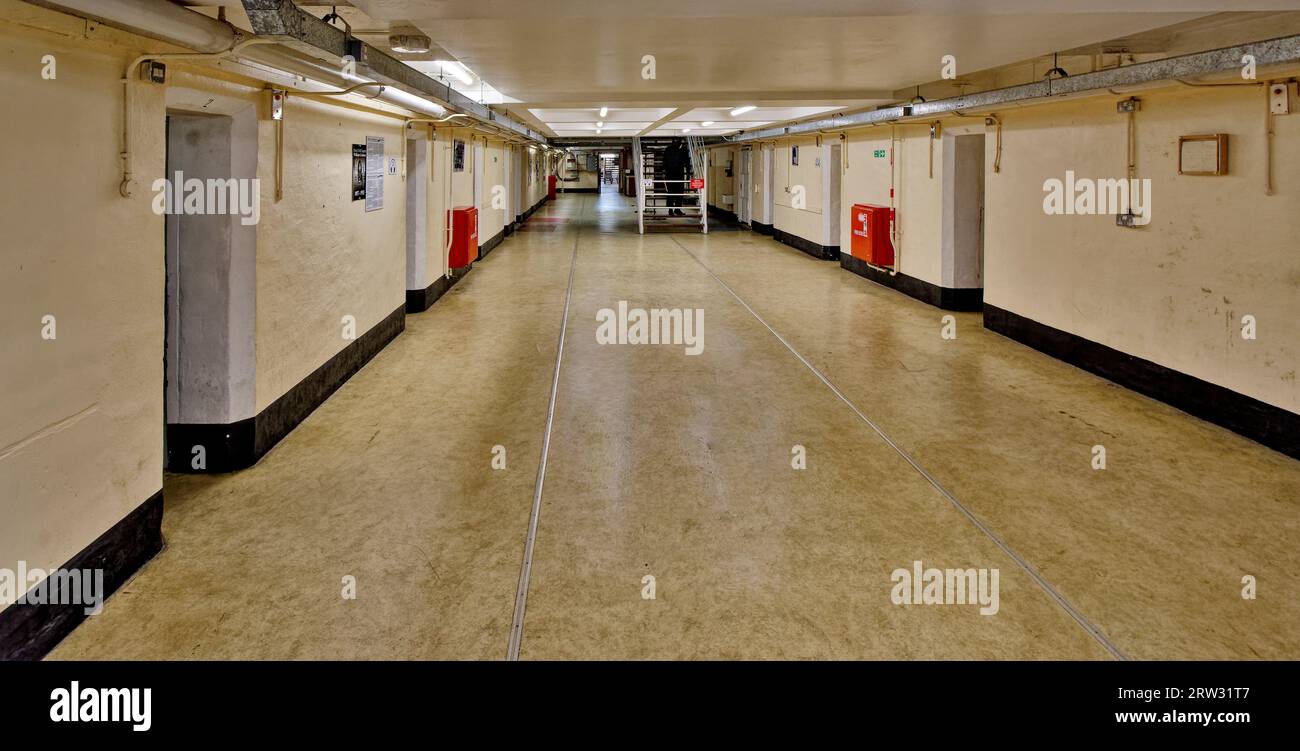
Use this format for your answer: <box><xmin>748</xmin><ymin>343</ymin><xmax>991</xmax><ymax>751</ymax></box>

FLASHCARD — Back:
<box><xmin>873</xmin><ymin>149</ymin><xmax>886</xmax><ymax>158</ymax></box>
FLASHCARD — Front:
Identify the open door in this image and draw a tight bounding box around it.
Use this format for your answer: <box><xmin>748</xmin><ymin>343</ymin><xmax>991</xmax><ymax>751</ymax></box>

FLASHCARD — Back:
<box><xmin>737</xmin><ymin>147</ymin><xmax>752</xmax><ymax>225</ymax></box>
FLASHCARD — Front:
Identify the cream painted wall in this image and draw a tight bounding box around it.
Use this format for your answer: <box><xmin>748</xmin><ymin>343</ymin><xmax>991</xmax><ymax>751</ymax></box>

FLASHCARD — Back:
<box><xmin>449</xmin><ymin>130</ymin><xmax>475</xmax><ymax>209</ymax></box>
<box><xmin>832</xmin><ymin>87</ymin><xmax>1300</xmax><ymax>417</ymax></box>
<box><xmin>510</xmin><ymin>143</ymin><xmax>522</xmax><ymax>219</ymax></box>
<box><xmin>253</xmin><ymin>93</ymin><xmax>407</xmax><ymax>412</ymax></box>
<box><xmin>524</xmin><ymin>145</ymin><xmax>548</xmax><ymax>207</ymax></box>
<box><xmin>0</xmin><ymin>0</ymin><xmax>447</xmax><ymax>587</ymax></box>
<box><xmin>410</xmin><ymin>130</ymin><xmax>515</xmax><ymax>286</ymax></box>
<box><xmin>405</xmin><ymin>137</ymin><xmax>519</xmax><ymax>290</ymax></box>
<box><xmin>429</xmin><ymin>128</ymin><xmax>452</xmax><ymax>280</ymax></box>
<box><xmin>986</xmin><ymin>85</ymin><xmax>1300</xmax><ymax>414</ymax></box>
<box><xmin>738</xmin><ymin>85</ymin><xmax>1298</xmax><ymax>417</ymax></box>
<box><xmin>754</xmin><ymin>143</ymin><xmax>774</xmax><ymax>226</ymax></box>
<box><xmin>481</xmin><ymin>139</ymin><xmax>508</xmax><ymax>241</ymax></box>
<box><xmin>0</xmin><ymin>9</ymin><xmax>166</xmax><ymax>579</ymax></box>
<box><xmin>569</xmin><ymin>168</ymin><xmax>599</xmax><ymax>191</ymax></box>
<box><xmin>412</xmin><ymin>124</ymin><xmax>450</xmax><ymax>286</ymax></box>
<box><xmin>524</xmin><ymin>146</ymin><xmax>537</xmax><ymax>206</ymax></box>
<box><xmin>841</xmin><ymin>125</ymin><xmax>951</xmax><ymax>286</ymax></box>
<box><xmin>773</xmin><ymin>137</ymin><xmax>843</xmax><ymax>246</ymax></box>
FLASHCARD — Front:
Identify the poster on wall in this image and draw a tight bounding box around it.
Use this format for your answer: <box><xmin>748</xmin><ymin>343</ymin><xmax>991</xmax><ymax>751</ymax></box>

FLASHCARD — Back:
<box><xmin>365</xmin><ymin>136</ymin><xmax>385</xmax><ymax>212</ymax></box>
<box><xmin>351</xmin><ymin>144</ymin><xmax>366</xmax><ymax>201</ymax></box>
<box><xmin>453</xmin><ymin>139</ymin><xmax>466</xmax><ymax>172</ymax></box>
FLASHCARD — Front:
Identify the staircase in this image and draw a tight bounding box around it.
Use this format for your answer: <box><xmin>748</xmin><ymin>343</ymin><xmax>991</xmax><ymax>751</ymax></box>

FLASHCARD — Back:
<box><xmin>633</xmin><ymin>136</ymin><xmax>707</xmax><ymax>234</ymax></box>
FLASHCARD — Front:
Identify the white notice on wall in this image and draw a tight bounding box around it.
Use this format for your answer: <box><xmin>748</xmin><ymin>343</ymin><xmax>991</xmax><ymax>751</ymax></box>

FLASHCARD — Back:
<box><xmin>365</xmin><ymin>136</ymin><xmax>385</xmax><ymax>212</ymax></box>
<box><xmin>1180</xmin><ymin>138</ymin><xmax>1219</xmax><ymax>174</ymax></box>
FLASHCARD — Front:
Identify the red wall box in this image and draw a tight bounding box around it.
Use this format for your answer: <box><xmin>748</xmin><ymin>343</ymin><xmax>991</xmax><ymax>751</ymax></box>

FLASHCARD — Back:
<box><xmin>850</xmin><ymin>203</ymin><xmax>895</xmax><ymax>267</ymax></box>
<box><xmin>547</xmin><ymin>175</ymin><xmax>557</xmax><ymax>200</ymax></box>
<box><xmin>450</xmin><ymin>206</ymin><xmax>478</xmax><ymax>269</ymax></box>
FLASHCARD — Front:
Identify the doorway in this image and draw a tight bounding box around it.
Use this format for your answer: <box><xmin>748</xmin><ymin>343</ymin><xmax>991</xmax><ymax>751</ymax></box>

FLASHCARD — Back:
<box><xmin>943</xmin><ymin>132</ymin><xmax>986</xmax><ymax>299</ymax></box>
<box><xmin>162</xmin><ymin>95</ymin><xmax>258</xmax><ymax>471</ymax></box>
<box><xmin>736</xmin><ymin>147</ymin><xmax>752</xmax><ymax>226</ymax></box>
<box><xmin>405</xmin><ymin>134</ymin><xmax>430</xmax><ymax>293</ymax></box>
<box><xmin>473</xmin><ymin>136</ymin><xmax>485</xmax><ymax>213</ymax></box>
<box><xmin>598</xmin><ymin>152</ymin><xmax>619</xmax><ymax>191</ymax></box>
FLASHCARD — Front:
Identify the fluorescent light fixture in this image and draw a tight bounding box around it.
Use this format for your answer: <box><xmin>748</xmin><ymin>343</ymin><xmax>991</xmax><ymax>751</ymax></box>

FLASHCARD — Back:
<box><xmin>434</xmin><ymin>60</ymin><xmax>475</xmax><ymax>86</ymax></box>
<box><xmin>599</xmin><ymin>106</ymin><xmax>609</xmax><ymax>118</ymax></box>
<box><xmin>701</xmin><ymin>121</ymin><xmax>715</xmax><ymax>126</ymax></box>
<box><xmin>730</xmin><ymin>105</ymin><xmax>756</xmax><ymax>117</ymax></box>
<box><xmin>389</xmin><ymin>34</ymin><xmax>431</xmax><ymax>54</ymax></box>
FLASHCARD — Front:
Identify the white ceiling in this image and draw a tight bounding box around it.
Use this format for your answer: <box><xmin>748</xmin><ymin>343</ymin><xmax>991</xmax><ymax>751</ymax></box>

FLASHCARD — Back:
<box><xmin>325</xmin><ymin>1</ymin><xmax>1278</xmax><ymax>137</ymax></box>
<box><xmin>531</xmin><ymin>108</ymin><xmax>677</xmax><ymax>123</ymax></box>
<box><xmin>529</xmin><ymin>105</ymin><xmax>846</xmax><ymax>137</ymax></box>
<box><xmin>404</xmin><ymin>61</ymin><xmax>517</xmax><ymax>104</ymax></box>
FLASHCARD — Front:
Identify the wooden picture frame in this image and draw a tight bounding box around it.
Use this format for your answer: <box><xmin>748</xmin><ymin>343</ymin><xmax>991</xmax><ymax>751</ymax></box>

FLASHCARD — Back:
<box><xmin>1178</xmin><ymin>134</ymin><xmax>1229</xmax><ymax>176</ymax></box>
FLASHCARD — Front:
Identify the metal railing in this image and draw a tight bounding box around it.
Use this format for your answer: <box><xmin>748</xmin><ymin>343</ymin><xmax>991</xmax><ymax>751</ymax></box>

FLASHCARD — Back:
<box><xmin>633</xmin><ymin>136</ymin><xmax>707</xmax><ymax>235</ymax></box>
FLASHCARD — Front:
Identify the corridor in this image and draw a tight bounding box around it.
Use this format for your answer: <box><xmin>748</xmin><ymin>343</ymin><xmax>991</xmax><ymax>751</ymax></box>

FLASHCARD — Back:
<box><xmin>5</xmin><ymin>1</ymin><xmax>1300</xmax><ymax>685</ymax></box>
<box><xmin>47</xmin><ymin>191</ymin><xmax>1300</xmax><ymax>661</ymax></box>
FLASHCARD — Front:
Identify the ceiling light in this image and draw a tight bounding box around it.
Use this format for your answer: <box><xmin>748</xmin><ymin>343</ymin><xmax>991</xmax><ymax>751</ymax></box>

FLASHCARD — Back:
<box><xmin>434</xmin><ymin>60</ymin><xmax>475</xmax><ymax>86</ymax></box>
<box><xmin>599</xmin><ymin>106</ymin><xmax>609</xmax><ymax>118</ymax></box>
<box><xmin>596</xmin><ymin>128</ymin><xmax>602</xmax><ymax>134</ymax></box>
<box><xmin>389</xmin><ymin>34</ymin><xmax>431</xmax><ymax>54</ymax></box>
<box><xmin>701</xmin><ymin>121</ymin><xmax>714</xmax><ymax>126</ymax></box>
<box><xmin>596</xmin><ymin>121</ymin><xmax>604</xmax><ymax>127</ymax></box>
<box><xmin>730</xmin><ymin>105</ymin><xmax>756</xmax><ymax>117</ymax></box>
<box><xmin>682</xmin><ymin>127</ymin><xmax>691</xmax><ymax>133</ymax></box>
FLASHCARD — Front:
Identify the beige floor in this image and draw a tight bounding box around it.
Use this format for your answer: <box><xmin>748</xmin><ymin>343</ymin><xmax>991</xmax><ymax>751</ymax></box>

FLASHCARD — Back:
<box><xmin>52</xmin><ymin>191</ymin><xmax>1300</xmax><ymax>660</ymax></box>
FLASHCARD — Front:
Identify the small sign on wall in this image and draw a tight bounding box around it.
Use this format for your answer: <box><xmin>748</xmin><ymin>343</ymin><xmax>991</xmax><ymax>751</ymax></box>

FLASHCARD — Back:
<box><xmin>365</xmin><ymin>135</ymin><xmax>385</xmax><ymax>212</ymax></box>
<box><xmin>1178</xmin><ymin>134</ymin><xmax>1229</xmax><ymax>176</ymax></box>
<box><xmin>351</xmin><ymin>144</ymin><xmax>366</xmax><ymax>201</ymax></box>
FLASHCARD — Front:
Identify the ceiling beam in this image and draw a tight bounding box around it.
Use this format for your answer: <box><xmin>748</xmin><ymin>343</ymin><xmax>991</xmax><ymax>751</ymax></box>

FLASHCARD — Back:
<box><xmin>238</xmin><ymin>0</ymin><xmax>549</xmax><ymax>144</ymax></box>
<box><xmin>639</xmin><ymin>106</ymin><xmax>692</xmax><ymax>137</ymax></box>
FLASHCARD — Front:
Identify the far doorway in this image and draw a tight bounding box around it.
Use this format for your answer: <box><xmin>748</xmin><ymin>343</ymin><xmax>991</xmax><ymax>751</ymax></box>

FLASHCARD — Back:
<box><xmin>598</xmin><ymin>152</ymin><xmax>619</xmax><ymax>191</ymax></box>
